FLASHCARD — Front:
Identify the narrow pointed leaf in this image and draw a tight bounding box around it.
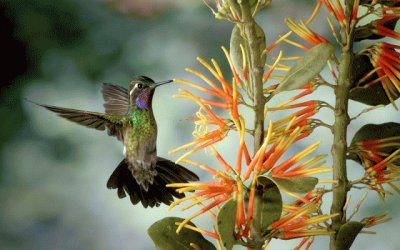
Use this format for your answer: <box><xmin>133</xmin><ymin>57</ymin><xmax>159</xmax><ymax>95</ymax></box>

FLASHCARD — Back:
<box><xmin>335</xmin><ymin>221</ymin><xmax>365</xmax><ymax>250</ymax></box>
<box><xmin>276</xmin><ymin>42</ymin><xmax>334</xmax><ymax>93</ymax></box>
<box><xmin>230</xmin><ymin>23</ymin><xmax>266</xmax><ymax>81</ymax></box>
<box><xmin>230</xmin><ymin>25</ymin><xmax>245</xmax><ymax>80</ymax></box>
<box><xmin>217</xmin><ymin>199</ymin><xmax>237</xmax><ymax>250</ymax></box>
<box><xmin>254</xmin><ymin>176</ymin><xmax>283</xmax><ymax>234</ymax></box>
<box><xmin>270</xmin><ymin>176</ymin><xmax>318</xmax><ymax>193</ymax></box>
<box><xmin>148</xmin><ymin>217</ymin><xmax>216</xmax><ymax>250</ymax></box>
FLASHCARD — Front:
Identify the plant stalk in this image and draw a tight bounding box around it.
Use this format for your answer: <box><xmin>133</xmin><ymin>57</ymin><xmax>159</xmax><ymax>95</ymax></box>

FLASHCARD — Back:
<box><xmin>239</xmin><ymin>1</ymin><xmax>265</xmax><ymax>153</ymax></box>
<box><xmin>329</xmin><ymin>29</ymin><xmax>354</xmax><ymax>250</ymax></box>
<box><xmin>239</xmin><ymin>1</ymin><xmax>266</xmax><ymax>249</ymax></box>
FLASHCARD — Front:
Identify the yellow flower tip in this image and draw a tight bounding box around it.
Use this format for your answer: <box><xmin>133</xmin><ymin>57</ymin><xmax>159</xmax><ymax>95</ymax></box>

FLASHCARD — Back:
<box><xmin>175</xmin><ymin>155</ymin><xmax>187</xmax><ymax>164</ymax></box>
<box><xmin>167</xmin><ymin>204</ymin><xmax>176</xmax><ymax>211</ymax></box>
<box><xmin>174</xmin><ymin>80</ymin><xmax>185</xmax><ymax>85</ymax></box>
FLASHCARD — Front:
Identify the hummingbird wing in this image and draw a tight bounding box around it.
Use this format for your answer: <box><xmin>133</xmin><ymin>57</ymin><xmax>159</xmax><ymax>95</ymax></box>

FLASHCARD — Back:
<box><xmin>31</xmin><ymin>101</ymin><xmax>126</xmax><ymax>140</ymax></box>
<box><xmin>101</xmin><ymin>84</ymin><xmax>130</xmax><ymax>115</ymax></box>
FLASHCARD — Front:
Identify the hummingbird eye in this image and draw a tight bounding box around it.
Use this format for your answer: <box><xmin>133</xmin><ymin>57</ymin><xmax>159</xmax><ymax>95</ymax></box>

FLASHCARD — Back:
<box><xmin>135</xmin><ymin>83</ymin><xmax>143</xmax><ymax>89</ymax></box>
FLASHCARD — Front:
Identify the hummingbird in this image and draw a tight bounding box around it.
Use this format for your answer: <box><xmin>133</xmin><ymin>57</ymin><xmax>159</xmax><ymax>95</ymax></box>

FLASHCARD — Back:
<box><xmin>29</xmin><ymin>76</ymin><xmax>199</xmax><ymax>208</ymax></box>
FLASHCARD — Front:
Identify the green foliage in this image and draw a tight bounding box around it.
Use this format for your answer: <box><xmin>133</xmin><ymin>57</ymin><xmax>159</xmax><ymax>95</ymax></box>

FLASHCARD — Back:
<box><xmin>349</xmin><ymin>55</ymin><xmax>399</xmax><ymax>106</ymax></box>
<box><xmin>351</xmin><ymin>53</ymin><xmax>400</xmax><ymax>106</ymax></box>
<box><xmin>335</xmin><ymin>221</ymin><xmax>365</xmax><ymax>250</ymax></box>
<box><xmin>270</xmin><ymin>176</ymin><xmax>318</xmax><ymax>193</ymax></box>
<box><xmin>217</xmin><ymin>199</ymin><xmax>237</xmax><ymax>250</ymax></box>
<box><xmin>275</xmin><ymin>42</ymin><xmax>334</xmax><ymax>93</ymax></box>
<box><xmin>230</xmin><ymin>23</ymin><xmax>266</xmax><ymax>81</ymax></box>
<box><xmin>349</xmin><ymin>122</ymin><xmax>400</xmax><ymax>164</ymax></box>
<box><xmin>148</xmin><ymin>217</ymin><xmax>216</xmax><ymax>250</ymax></box>
<box><xmin>351</xmin><ymin>122</ymin><xmax>400</xmax><ymax>143</ymax></box>
<box><xmin>230</xmin><ymin>25</ymin><xmax>245</xmax><ymax>80</ymax></box>
<box><xmin>254</xmin><ymin>176</ymin><xmax>283</xmax><ymax>235</ymax></box>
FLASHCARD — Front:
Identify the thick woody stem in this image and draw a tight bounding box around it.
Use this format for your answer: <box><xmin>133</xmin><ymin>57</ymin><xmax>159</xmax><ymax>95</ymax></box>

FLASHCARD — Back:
<box><xmin>330</xmin><ymin>2</ymin><xmax>354</xmax><ymax>249</ymax></box>
<box><xmin>329</xmin><ymin>47</ymin><xmax>352</xmax><ymax>250</ymax></box>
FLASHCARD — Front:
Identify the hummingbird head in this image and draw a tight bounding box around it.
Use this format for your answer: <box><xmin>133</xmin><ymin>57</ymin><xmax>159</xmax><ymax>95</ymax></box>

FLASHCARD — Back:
<box><xmin>128</xmin><ymin>76</ymin><xmax>173</xmax><ymax>110</ymax></box>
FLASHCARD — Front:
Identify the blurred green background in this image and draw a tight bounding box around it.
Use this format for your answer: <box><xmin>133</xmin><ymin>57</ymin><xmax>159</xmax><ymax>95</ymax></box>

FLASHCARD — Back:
<box><xmin>1</xmin><ymin>0</ymin><xmax>399</xmax><ymax>249</ymax></box>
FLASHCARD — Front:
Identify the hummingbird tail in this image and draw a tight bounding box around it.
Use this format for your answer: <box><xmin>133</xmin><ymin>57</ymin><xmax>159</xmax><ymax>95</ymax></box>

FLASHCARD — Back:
<box><xmin>107</xmin><ymin>158</ymin><xmax>199</xmax><ymax>208</ymax></box>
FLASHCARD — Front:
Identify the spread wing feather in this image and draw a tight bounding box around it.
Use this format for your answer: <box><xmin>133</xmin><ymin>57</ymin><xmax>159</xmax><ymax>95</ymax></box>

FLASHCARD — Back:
<box><xmin>101</xmin><ymin>83</ymin><xmax>130</xmax><ymax>116</ymax></box>
<box><xmin>30</xmin><ymin>101</ymin><xmax>125</xmax><ymax>140</ymax></box>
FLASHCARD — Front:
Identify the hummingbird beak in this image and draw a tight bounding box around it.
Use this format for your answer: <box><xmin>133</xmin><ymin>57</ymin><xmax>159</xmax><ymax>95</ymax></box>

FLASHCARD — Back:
<box><xmin>152</xmin><ymin>79</ymin><xmax>173</xmax><ymax>89</ymax></box>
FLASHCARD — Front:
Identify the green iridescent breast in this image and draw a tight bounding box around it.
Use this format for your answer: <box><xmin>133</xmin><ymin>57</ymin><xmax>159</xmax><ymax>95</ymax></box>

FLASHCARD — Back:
<box><xmin>129</xmin><ymin>107</ymin><xmax>156</xmax><ymax>137</ymax></box>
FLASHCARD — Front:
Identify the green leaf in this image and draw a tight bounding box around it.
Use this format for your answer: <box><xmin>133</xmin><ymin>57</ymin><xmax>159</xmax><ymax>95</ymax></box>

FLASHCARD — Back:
<box><xmin>148</xmin><ymin>217</ymin><xmax>216</xmax><ymax>250</ymax></box>
<box><xmin>254</xmin><ymin>176</ymin><xmax>283</xmax><ymax>234</ymax></box>
<box><xmin>217</xmin><ymin>199</ymin><xmax>237</xmax><ymax>250</ymax></box>
<box><xmin>349</xmin><ymin>55</ymin><xmax>399</xmax><ymax>106</ymax></box>
<box><xmin>230</xmin><ymin>25</ymin><xmax>245</xmax><ymax>80</ymax></box>
<box><xmin>349</xmin><ymin>83</ymin><xmax>398</xmax><ymax>106</ymax></box>
<box><xmin>350</xmin><ymin>123</ymin><xmax>400</xmax><ymax>165</ymax></box>
<box><xmin>230</xmin><ymin>23</ymin><xmax>266</xmax><ymax>81</ymax></box>
<box><xmin>276</xmin><ymin>42</ymin><xmax>334</xmax><ymax>93</ymax></box>
<box><xmin>335</xmin><ymin>221</ymin><xmax>365</xmax><ymax>250</ymax></box>
<box><xmin>270</xmin><ymin>176</ymin><xmax>318</xmax><ymax>193</ymax></box>
<box><xmin>351</xmin><ymin>122</ymin><xmax>400</xmax><ymax>148</ymax></box>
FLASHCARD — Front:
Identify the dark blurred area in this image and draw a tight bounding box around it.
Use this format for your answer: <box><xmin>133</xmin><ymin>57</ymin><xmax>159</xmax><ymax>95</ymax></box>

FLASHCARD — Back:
<box><xmin>0</xmin><ymin>0</ymin><xmax>399</xmax><ymax>249</ymax></box>
<box><xmin>0</xmin><ymin>1</ymin><xmax>230</xmax><ymax>248</ymax></box>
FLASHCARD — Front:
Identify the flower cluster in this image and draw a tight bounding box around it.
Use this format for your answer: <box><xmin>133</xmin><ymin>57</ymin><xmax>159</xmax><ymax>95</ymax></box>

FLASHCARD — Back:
<box><xmin>270</xmin><ymin>200</ymin><xmax>337</xmax><ymax>240</ymax></box>
<box><xmin>203</xmin><ymin>0</ymin><xmax>272</xmax><ymax>21</ymax></box>
<box><xmin>360</xmin><ymin>43</ymin><xmax>400</xmax><ymax>106</ymax></box>
<box><xmin>349</xmin><ymin>136</ymin><xmax>400</xmax><ymax>199</ymax></box>
<box><xmin>167</xmin><ymin>44</ymin><xmax>333</xmax><ymax>245</ymax></box>
<box><xmin>159</xmin><ymin>0</ymin><xmax>398</xmax><ymax>248</ymax></box>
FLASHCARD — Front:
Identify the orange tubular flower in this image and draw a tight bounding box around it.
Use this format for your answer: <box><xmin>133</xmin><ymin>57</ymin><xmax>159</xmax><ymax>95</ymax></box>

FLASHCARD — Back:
<box><xmin>168</xmin><ymin>98</ymin><xmax>229</xmax><ymax>163</ymax></box>
<box><xmin>166</xmin><ymin>159</ymin><xmax>236</xmax><ymax>233</ymax></box>
<box><xmin>361</xmin><ymin>212</ymin><xmax>392</xmax><ymax>228</ymax></box>
<box><xmin>285</xmin><ymin>18</ymin><xmax>329</xmax><ymax>50</ymax></box>
<box><xmin>349</xmin><ymin>136</ymin><xmax>400</xmax><ymax>198</ymax></box>
<box><xmin>295</xmin><ymin>237</ymin><xmax>314</xmax><ymax>250</ymax></box>
<box><xmin>372</xmin><ymin>3</ymin><xmax>400</xmax><ymax>40</ymax></box>
<box><xmin>270</xmin><ymin>200</ymin><xmax>338</xmax><ymax>240</ymax></box>
<box><xmin>361</xmin><ymin>42</ymin><xmax>400</xmax><ymax>106</ymax></box>
<box><xmin>374</xmin><ymin>16</ymin><xmax>400</xmax><ymax>40</ymax></box>
<box><xmin>171</xmin><ymin>48</ymin><xmax>244</xmax><ymax>162</ymax></box>
<box><xmin>262</xmin><ymin>127</ymin><xmax>330</xmax><ymax>179</ymax></box>
<box><xmin>266</xmin><ymin>100</ymin><xmax>321</xmax><ymax>144</ymax></box>
<box><xmin>351</xmin><ymin>0</ymin><xmax>360</xmax><ymax>23</ymax></box>
<box><xmin>320</xmin><ymin>0</ymin><xmax>346</xmax><ymax>27</ymax></box>
<box><xmin>242</xmin><ymin>121</ymin><xmax>329</xmax><ymax>181</ymax></box>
